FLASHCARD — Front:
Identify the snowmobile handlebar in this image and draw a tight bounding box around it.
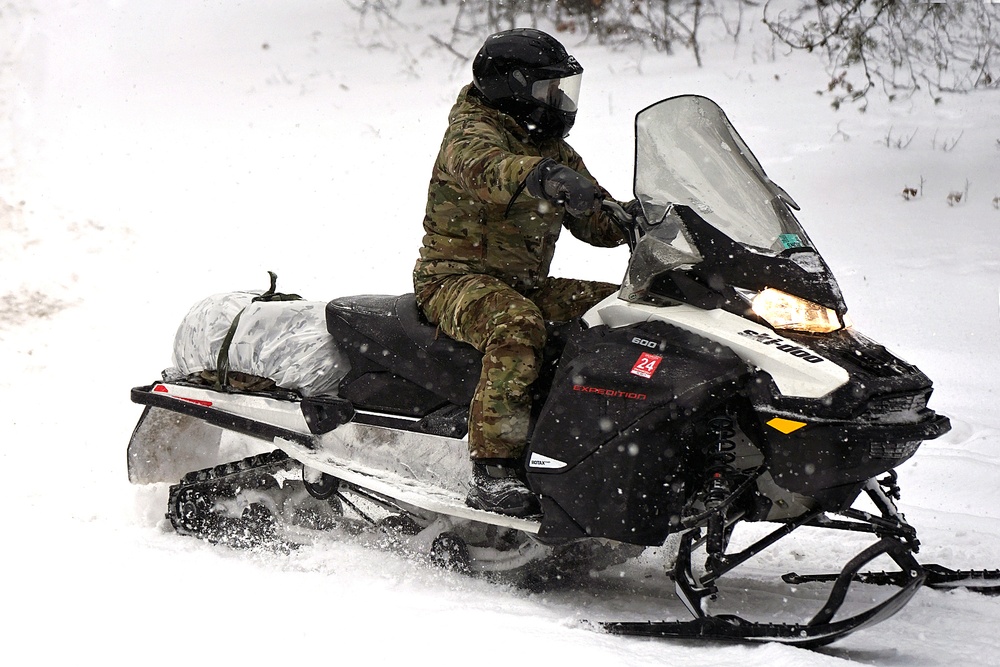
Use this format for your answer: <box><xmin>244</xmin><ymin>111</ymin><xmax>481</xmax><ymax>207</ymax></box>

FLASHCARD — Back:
<box><xmin>601</xmin><ymin>198</ymin><xmax>640</xmax><ymax>250</ymax></box>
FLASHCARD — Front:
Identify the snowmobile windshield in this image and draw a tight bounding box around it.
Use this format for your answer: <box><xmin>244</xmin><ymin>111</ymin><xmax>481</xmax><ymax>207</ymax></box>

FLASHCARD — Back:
<box><xmin>530</xmin><ymin>73</ymin><xmax>581</xmax><ymax>112</ymax></box>
<box><xmin>622</xmin><ymin>95</ymin><xmax>848</xmax><ymax>319</ymax></box>
<box><xmin>633</xmin><ymin>95</ymin><xmax>809</xmax><ymax>255</ymax></box>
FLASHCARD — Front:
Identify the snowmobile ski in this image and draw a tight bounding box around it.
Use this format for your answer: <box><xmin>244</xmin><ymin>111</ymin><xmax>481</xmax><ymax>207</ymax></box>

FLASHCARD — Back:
<box><xmin>783</xmin><ymin>564</ymin><xmax>1000</xmax><ymax>595</ymax></box>
<box><xmin>601</xmin><ymin>588</ymin><xmax>918</xmax><ymax>649</ymax></box>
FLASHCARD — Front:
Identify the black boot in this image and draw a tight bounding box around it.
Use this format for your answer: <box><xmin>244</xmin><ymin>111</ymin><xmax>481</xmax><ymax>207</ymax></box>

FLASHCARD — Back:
<box><xmin>466</xmin><ymin>459</ymin><xmax>540</xmax><ymax>518</ymax></box>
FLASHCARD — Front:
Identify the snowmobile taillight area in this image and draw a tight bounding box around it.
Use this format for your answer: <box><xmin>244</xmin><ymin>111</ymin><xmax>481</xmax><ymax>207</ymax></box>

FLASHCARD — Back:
<box><xmin>140</xmin><ymin>381</ymin><xmax>355</xmax><ymax>437</ymax></box>
<box><xmin>152</xmin><ymin>383</ymin><xmax>213</xmax><ymax>407</ymax></box>
<box><xmin>131</xmin><ymin>382</ymin><xmax>335</xmax><ymax>447</ymax></box>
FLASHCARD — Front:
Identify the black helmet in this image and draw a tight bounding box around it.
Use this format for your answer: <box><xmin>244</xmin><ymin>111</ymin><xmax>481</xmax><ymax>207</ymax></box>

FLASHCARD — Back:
<box><xmin>472</xmin><ymin>28</ymin><xmax>584</xmax><ymax>139</ymax></box>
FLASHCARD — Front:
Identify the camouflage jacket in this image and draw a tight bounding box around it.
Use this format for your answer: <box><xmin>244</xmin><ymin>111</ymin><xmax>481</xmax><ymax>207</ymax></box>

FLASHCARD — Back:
<box><xmin>413</xmin><ymin>85</ymin><xmax>624</xmax><ymax>300</ymax></box>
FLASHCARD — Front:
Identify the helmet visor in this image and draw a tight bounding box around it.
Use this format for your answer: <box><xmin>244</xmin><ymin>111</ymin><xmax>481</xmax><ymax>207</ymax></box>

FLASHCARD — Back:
<box><xmin>530</xmin><ymin>73</ymin><xmax>582</xmax><ymax>113</ymax></box>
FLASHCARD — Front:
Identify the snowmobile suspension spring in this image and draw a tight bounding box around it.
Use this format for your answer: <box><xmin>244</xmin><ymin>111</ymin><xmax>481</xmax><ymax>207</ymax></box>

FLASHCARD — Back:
<box><xmin>705</xmin><ymin>414</ymin><xmax>738</xmax><ymax>508</ymax></box>
<box><xmin>707</xmin><ymin>415</ymin><xmax>737</xmax><ymax>467</ymax></box>
<box><xmin>703</xmin><ymin>413</ymin><xmax>740</xmax><ymax>564</ymax></box>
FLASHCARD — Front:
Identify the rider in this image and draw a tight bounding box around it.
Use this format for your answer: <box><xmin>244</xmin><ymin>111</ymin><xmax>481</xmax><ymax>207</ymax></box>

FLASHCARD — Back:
<box><xmin>412</xmin><ymin>28</ymin><xmax>629</xmax><ymax>517</ymax></box>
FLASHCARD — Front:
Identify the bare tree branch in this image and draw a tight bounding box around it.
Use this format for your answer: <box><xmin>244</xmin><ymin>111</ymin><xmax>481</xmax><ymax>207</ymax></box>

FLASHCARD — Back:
<box><xmin>763</xmin><ymin>0</ymin><xmax>1000</xmax><ymax>109</ymax></box>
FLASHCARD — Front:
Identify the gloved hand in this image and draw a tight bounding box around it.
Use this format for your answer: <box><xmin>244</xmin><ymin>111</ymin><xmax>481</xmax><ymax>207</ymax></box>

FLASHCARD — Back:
<box><xmin>623</xmin><ymin>199</ymin><xmax>645</xmax><ymax>220</ymax></box>
<box><xmin>525</xmin><ymin>158</ymin><xmax>600</xmax><ymax>218</ymax></box>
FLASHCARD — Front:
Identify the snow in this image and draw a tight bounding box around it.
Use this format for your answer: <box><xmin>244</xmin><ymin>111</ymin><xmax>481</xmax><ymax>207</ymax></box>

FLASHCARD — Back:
<box><xmin>2</xmin><ymin>1</ymin><xmax>999</xmax><ymax>664</ymax></box>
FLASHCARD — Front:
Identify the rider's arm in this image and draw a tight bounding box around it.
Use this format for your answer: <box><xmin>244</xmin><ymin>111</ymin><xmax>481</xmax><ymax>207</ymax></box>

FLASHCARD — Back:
<box><xmin>559</xmin><ymin>148</ymin><xmax>627</xmax><ymax>248</ymax></box>
<box><xmin>439</xmin><ymin>114</ymin><xmax>544</xmax><ymax>206</ymax></box>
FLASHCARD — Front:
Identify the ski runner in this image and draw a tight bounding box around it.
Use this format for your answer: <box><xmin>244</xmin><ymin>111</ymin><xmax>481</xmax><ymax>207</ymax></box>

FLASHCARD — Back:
<box><xmin>413</xmin><ymin>28</ymin><xmax>630</xmax><ymax>517</ymax></box>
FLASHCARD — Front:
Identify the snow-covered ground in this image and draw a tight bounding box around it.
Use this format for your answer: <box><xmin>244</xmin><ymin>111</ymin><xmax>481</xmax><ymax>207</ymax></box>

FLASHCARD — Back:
<box><xmin>2</xmin><ymin>1</ymin><xmax>999</xmax><ymax>664</ymax></box>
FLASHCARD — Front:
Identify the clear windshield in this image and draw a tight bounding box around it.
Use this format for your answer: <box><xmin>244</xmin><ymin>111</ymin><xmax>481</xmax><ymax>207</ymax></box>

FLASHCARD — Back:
<box><xmin>634</xmin><ymin>96</ymin><xmax>809</xmax><ymax>254</ymax></box>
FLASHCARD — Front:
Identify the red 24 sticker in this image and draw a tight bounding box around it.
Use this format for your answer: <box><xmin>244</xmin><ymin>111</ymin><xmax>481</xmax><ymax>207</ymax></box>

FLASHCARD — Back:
<box><xmin>630</xmin><ymin>352</ymin><xmax>663</xmax><ymax>379</ymax></box>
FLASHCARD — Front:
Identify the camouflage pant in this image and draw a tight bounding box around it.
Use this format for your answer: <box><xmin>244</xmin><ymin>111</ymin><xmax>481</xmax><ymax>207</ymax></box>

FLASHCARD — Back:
<box><xmin>418</xmin><ymin>274</ymin><xmax>619</xmax><ymax>460</ymax></box>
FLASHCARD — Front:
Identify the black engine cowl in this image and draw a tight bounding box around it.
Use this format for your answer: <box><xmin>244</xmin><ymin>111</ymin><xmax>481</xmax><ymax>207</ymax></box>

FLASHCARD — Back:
<box><xmin>526</xmin><ymin>320</ymin><xmax>749</xmax><ymax>545</ymax></box>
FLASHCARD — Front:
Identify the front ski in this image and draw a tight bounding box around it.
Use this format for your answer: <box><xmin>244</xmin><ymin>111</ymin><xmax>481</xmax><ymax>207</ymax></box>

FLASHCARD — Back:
<box><xmin>603</xmin><ymin>538</ymin><xmax>925</xmax><ymax>648</ymax></box>
<box><xmin>602</xmin><ymin>582</ymin><xmax>916</xmax><ymax>648</ymax></box>
<box><xmin>784</xmin><ymin>563</ymin><xmax>1000</xmax><ymax>595</ymax></box>
<box><xmin>598</xmin><ymin>500</ymin><xmax>928</xmax><ymax>649</ymax></box>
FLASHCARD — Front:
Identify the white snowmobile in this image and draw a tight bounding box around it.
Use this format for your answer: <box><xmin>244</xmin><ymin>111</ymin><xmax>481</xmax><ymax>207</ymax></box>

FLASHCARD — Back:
<box><xmin>127</xmin><ymin>95</ymin><xmax>998</xmax><ymax>647</ymax></box>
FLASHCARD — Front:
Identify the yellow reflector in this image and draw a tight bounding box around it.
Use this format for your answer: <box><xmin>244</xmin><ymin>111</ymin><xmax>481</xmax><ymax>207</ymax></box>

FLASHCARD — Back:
<box><xmin>767</xmin><ymin>417</ymin><xmax>808</xmax><ymax>434</ymax></box>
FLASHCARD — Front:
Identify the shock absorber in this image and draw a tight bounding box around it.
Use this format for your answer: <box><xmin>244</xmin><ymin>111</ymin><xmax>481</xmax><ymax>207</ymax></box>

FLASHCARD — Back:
<box><xmin>704</xmin><ymin>411</ymin><xmax>738</xmax><ymax>566</ymax></box>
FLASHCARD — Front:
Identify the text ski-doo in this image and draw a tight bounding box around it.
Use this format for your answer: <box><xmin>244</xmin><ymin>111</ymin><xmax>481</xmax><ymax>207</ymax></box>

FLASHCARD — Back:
<box><xmin>127</xmin><ymin>95</ymin><xmax>999</xmax><ymax>648</ymax></box>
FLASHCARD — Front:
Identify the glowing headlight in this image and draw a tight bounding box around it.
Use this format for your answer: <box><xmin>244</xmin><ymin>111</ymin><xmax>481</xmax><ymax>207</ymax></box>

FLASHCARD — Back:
<box><xmin>751</xmin><ymin>287</ymin><xmax>846</xmax><ymax>333</ymax></box>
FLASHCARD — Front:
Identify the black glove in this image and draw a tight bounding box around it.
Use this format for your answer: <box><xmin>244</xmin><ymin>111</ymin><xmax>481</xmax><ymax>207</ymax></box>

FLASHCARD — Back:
<box><xmin>623</xmin><ymin>199</ymin><xmax>644</xmax><ymax>219</ymax></box>
<box><xmin>622</xmin><ymin>199</ymin><xmax>645</xmax><ymax>221</ymax></box>
<box><xmin>525</xmin><ymin>158</ymin><xmax>599</xmax><ymax>218</ymax></box>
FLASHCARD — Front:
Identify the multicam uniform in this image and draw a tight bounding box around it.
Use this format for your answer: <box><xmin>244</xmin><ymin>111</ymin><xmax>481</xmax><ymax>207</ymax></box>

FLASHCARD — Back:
<box><xmin>413</xmin><ymin>84</ymin><xmax>625</xmax><ymax>460</ymax></box>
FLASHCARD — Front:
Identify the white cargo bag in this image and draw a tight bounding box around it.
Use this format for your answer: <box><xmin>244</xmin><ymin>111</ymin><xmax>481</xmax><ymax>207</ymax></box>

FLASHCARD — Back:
<box><xmin>171</xmin><ymin>291</ymin><xmax>349</xmax><ymax>397</ymax></box>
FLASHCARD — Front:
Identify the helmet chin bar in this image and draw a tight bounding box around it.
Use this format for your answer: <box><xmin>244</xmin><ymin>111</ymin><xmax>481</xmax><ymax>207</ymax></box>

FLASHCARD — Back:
<box><xmin>522</xmin><ymin>105</ymin><xmax>577</xmax><ymax>139</ymax></box>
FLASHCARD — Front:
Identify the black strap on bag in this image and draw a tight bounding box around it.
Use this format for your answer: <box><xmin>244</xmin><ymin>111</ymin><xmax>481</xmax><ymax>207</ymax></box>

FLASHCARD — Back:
<box><xmin>214</xmin><ymin>271</ymin><xmax>302</xmax><ymax>390</ymax></box>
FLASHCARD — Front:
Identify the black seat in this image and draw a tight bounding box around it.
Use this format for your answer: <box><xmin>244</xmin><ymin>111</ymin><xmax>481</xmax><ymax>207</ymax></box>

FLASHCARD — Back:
<box><xmin>326</xmin><ymin>294</ymin><xmax>482</xmax><ymax>407</ymax></box>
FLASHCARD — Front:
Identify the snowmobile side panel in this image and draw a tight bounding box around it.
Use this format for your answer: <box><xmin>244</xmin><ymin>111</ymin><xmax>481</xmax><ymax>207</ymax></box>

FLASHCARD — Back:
<box><xmin>338</xmin><ymin>367</ymin><xmax>448</xmax><ymax>417</ymax></box>
<box><xmin>528</xmin><ymin>320</ymin><xmax>748</xmax><ymax>544</ymax></box>
<box><xmin>133</xmin><ymin>381</ymin><xmax>541</xmax><ymax>531</ymax></box>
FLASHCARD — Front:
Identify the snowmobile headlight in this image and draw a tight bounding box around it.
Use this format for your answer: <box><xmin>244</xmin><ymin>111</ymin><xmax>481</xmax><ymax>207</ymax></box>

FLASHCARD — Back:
<box><xmin>751</xmin><ymin>288</ymin><xmax>846</xmax><ymax>333</ymax></box>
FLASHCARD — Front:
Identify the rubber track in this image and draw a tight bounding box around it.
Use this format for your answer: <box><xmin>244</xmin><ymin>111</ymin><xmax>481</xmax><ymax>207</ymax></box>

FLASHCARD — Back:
<box><xmin>167</xmin><ymin>449</ymin><xmax>295</xmax><ymax>540</ymax></box>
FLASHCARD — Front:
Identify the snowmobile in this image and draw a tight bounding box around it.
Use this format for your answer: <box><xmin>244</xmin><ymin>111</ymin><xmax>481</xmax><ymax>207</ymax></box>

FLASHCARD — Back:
<box><xmin>127</xmin><ymin>95</ymin><xmax>999</xmax><ymax>648</ymax></box>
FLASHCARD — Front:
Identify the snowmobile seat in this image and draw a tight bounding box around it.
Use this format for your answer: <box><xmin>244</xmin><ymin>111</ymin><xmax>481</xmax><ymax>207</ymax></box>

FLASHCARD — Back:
<box><xmin>326</xmin><ymin>294</ymin><xmax>482</xmax><ymax>408</ymax></box>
